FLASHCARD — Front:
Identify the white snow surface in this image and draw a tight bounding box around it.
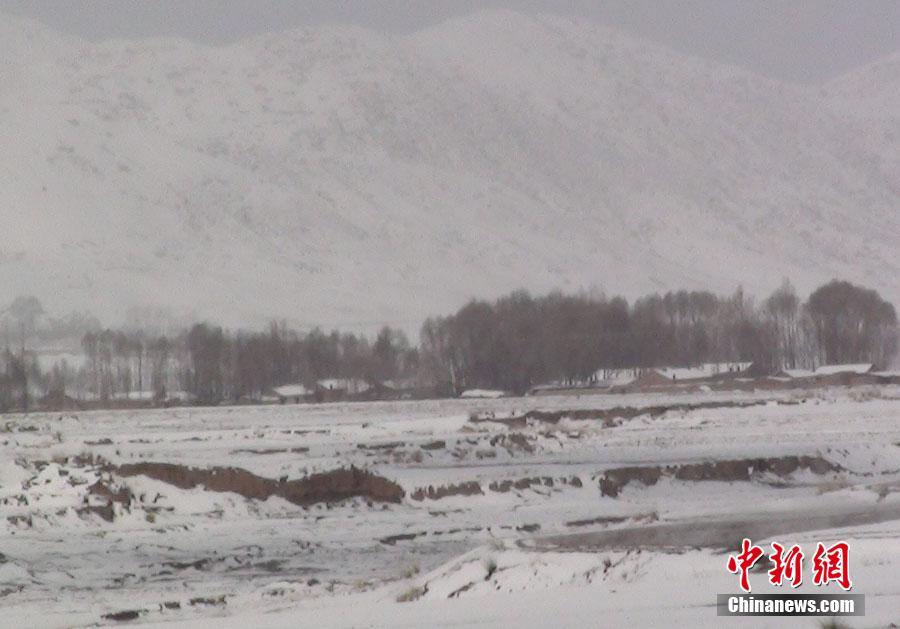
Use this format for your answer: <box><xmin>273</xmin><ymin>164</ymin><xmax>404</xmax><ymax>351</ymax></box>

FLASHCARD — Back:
<box><xmin>814</xmin><ymin>364</ymin><xmax>874</xmax><ymax>376</ymax></box>
<box><xmin>271</xmin><ymin>384</ymin><xmax>311</xmax><ymax>398</ymax></box>
<box><xmin>1</xmin><ymin>384</ymin><xmax>899</xmax><ymax>627</ymax></box>
<box><xmin>459</xmin><ymin>389</ymin><xmax>508</xmax><ymax>399</ymax></box>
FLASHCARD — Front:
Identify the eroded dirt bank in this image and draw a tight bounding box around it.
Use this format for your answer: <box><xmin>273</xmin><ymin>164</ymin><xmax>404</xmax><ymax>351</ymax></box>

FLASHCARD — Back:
<box><xmin>471</xmin><ymin>399</ymin><xmax>775</xmax><ymax>428</ymax></box>
<box><xmin>597</xmin><ymin>455</ymin><xmax>841</xmax><ymax>497</ymax></box>
<box><xmin>116</xmin><ymin>463</ymin><xmax>405</xmax><ymax>505</ymax></box>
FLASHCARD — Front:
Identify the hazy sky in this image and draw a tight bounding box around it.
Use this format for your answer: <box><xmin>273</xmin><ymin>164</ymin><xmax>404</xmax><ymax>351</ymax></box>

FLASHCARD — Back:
<box><xmin>2</xmin><ymin>0</ymin><xmax>898</xmax><ymax>84</ymax></box>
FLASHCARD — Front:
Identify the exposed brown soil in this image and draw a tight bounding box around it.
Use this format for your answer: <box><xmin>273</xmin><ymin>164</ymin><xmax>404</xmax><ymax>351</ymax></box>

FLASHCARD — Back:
<box><xmin>597</xmin><ymin>455</ymin><xmax>841</xmax><ymax>497</ymax></box>
<box><xmin>489</xmin><ymin>432</ymin><xmax>534</xmax><ymax>453</ymax></box>
<box><xmin>490</xmin><ymin>477</ymin><xmax>552</xmax><ymax>492</ymax></box>
<box><xmin>488</xmin><ymin>475</ymin><xmax>582</xmax><ymax>493</ymax></box>
<box><xmin>421</xmin><ymin>440</ymin><xmax>446</xmax><ymax>451</ymax></box>
<box><xmin>565</xmin><ymin>515</ymin><xmax>629</xmax><ymax>527</ymax></box>
<box><xmin>79</xmin><ymin>480</ymin><xmax>133</xmax><ymax>522</ymax></box>
<box><xmin>431</xmin><ymin>526</ymin><xmax>482</xmax><ymax>536</ymax></box>
<box><xmin>116</xmin><ymin>463</ymin><xmax>404</xmax><ymax>506</ymax></box>
<box><xmin>88</xmin><ymin>480</ymin><xmax>132</xmax><ymax>505</ymax></box>
<box><xmin>162</xmin><ymin>558</ymin><xmax>210</xmax><ymax>572</ymax></box>
<box><xmin>379</xmin><ymin>532</ymin><xmax>423</xmax><ymax>545</ymax></box>
<box><xmin>229</xmin><ymin>447</ymin><xmax>309</xmax><ymax>455</ymax></box>
<box><xmin>472</xmin><ymin>399</ymin><xmax>771</xmax><ymax>428</ymax></box>
<box><xmin>357</xmin><ymin>441</ymin><xmax>404</xmax><ymax>451</ymax></box>
<box><xmin>410</xmin><ymin>481</ymin><xmax>483</xmax><ymax>501</ymax></box>
<box><xmin>411</xmin><ymin>474</ymin><xmax>584</xmax><ymax>500</ymax></box>
<box><xmin>102</xmin><ymin>609</ymin><xmax>143</xmax><ymax>622</ymax></box>
<box><xmin>84</xmin><ymin>438</ymin><xmax>113</xmax><ymax>446</ymax></box>
<box><xmin>597</xmin><ymin>467</ymin><xmax>663</xmax><ymax>497</ymax></box>
<box><xmin>189</xmin><ymin>595</ymin><xmax>226</xmax><ymax>607</ymax></box>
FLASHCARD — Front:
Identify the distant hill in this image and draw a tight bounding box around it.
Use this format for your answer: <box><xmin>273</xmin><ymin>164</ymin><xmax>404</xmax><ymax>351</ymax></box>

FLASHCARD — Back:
<box><xmin>1</xmin><ymin>10</ymin><xmax>897</xmax><ymax>331</ymax></box>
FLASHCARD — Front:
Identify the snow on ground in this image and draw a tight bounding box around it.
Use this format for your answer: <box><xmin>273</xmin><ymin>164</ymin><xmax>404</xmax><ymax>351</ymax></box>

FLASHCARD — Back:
<box><xmin>1</xmin><ymin>385</ymin><xmax>899</xmax><ymax>627</ymax></box>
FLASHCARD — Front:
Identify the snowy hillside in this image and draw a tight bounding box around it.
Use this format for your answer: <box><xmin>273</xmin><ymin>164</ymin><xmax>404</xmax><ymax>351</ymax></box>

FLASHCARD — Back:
<box><xmin>1</xmin><ymin>10</ymin><xmax>898</xmax><ymax>329</ymax></box>
<box><xmin>824</xmin><ymin>50</ymin><xmax>900</xmax><ymax>184</ymax></box>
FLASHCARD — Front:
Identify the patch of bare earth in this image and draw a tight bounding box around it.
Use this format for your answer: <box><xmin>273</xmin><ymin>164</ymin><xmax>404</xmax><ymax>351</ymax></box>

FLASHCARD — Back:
<box><xmin>411</xmin><ymin>475</ymin><xmax>584</xmax><ymax>501</ymax></box>
<box><xmin>115</xmin><ymin>463</ymin><xmax>404</xmax><ymax>505</ymax></box>
<box><xmin>489</xmin><ymin>475</ymin><xmax>582</xmax><ymax>492</ymax></box>
<box><xmin>471</xmin><ymin>399</ymin><xmax>773</xmax><ymax>428</ymax></box>
<box><xmin>597</xmin><ymin>455</ymin><xmax>842</xmax><ymax>497</ymax></box>
<box><xmin>78</xmin><ymin>480</ymin><xmax>132</xmax><ymax>522</ymax></box>
<box><xmin>410</xmin><ymin>481</ymin><xmax>483</xmax><ymax>501</ymax></box>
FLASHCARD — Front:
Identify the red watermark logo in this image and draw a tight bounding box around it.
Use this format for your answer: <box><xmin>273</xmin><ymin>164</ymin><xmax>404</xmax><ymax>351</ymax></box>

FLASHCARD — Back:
<box><xmin>727</xmin><ymin>538</ymin><xmax>851</xmax><ymax>593</ymax></box>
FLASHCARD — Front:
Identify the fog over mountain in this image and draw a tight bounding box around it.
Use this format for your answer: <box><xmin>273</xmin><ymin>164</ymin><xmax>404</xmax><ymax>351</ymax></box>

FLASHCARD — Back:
<box><xmin>1</xmin><ymin>9</ymin><xmax>898</xmax><ymax>331</ymax></box>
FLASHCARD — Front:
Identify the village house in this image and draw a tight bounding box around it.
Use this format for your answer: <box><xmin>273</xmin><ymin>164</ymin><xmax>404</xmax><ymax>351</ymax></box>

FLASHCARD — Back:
<box><xmin>809</xmin><ymin>363</ymin><xmax>877</xmax><ymax>387</ymax></box>
<box><xmin>272</xmin><ymin>384</ymin><xmax>313</xmax><ymax>404</ymax></box>
<box><xmin>315</xmin><ymin>378</ymin><xmax>370</xmax><ymax>402</ymax></box>
<box><xmin>530</xmin><ymin>362</ymin><xmax>754</xmax><ymax>395</ymax></box>
<box><xmin>379</xmin><ymin>377</ymin><xmax>421</xmax><ymax>400</ymax></box>
<box><xmin>652</xmin><ymin>362</ymin><xmax>754</xmax><ymax>381</ymax></box>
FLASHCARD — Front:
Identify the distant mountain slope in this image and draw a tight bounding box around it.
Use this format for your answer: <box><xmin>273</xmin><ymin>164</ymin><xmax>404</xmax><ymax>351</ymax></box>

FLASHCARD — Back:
<box><xmin>824</xmin><ymin>50</ymin><xmax>900</xmax><ymax>184</ymax></box>
<box><xmin>0</xmin><ymin>10</ymin><xmax>897</xmax><ymax>330</ymax></box>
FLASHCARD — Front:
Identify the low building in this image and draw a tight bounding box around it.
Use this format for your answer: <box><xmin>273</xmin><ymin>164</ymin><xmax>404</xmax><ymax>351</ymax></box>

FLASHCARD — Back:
<box><xmin>655</xmin><ymin>362</ymin><xmax>753</xmax><ymax>381</ymax></box>
<box><xmin>165</xmin><ymin>390</ymin><xmax>198</xmax><ymax>406</ymax></box>
<box><xmin>272</xmin><ymin>384</ymin><xmax>313</xmax><ymax>404</ymax></box>
<box><xmin>813</xmin><ymin>363</ymin><xmax>874</xmax><ymax>376</ymax></box>
<box><xmin>460</xmin><ymin>389</ymin><xmax>508</xmax><ymax>399</ymax></box>
<box><xmin>590</xmin><ymin>368</ymin><xmax>644</xmax><ymax>388</ymax></box>
<box><xmin>315</xmin><ymin>378</ymin><xmax>371</xmax><ymax>402</ymax></box>
<box><xmin>111</xmin><ymin>390</ymin><xmax>156</xmax><ymax>402</ymax></box>
<box><xmin>379</xmin><ymin>377</ymin><xmax>420</xmax><ymax>400</ymax></box>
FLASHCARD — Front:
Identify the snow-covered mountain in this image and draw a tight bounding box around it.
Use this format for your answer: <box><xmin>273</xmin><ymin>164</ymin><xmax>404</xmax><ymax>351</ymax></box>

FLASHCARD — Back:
<box><xmin>1</xmin><ymin>10</ymin><xmax>897</xmax><ymax>330</ymax></box>
<box><xmin>824</xmin><ymin>50</ymin><xmax>900</xmax><ymax>183</ymax></box>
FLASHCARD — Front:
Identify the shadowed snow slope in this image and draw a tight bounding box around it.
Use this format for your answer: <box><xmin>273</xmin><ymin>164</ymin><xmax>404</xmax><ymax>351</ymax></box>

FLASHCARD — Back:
<box><xmin>1</xmin><ymin>9</ymin><xmax>898</xmax><ymax>328</ymax></box>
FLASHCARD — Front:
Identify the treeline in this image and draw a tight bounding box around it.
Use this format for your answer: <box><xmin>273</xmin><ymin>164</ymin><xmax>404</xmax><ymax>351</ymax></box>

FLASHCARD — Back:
<box><xmin>0</xmin><ymin>320</ymin><xmax>419</xmax><ymax>410</ymax></box>
<box><xmin>0</xmin><ymin>278</ymin><xmax>896</xmax><ymax>410</ymax></box>
<box><xmin>419</xmin><ymin>280</ymin><xmax>898</xmax><ymax>394</ymax></box>
<box><xmin>76</xmin><ymin>323</ymin><xmax>419</xmax><ymax>404</ymax></box>
<box><xmin>0</xmin><ymin>349</ymin><xmax>42</xmax><ymax>412</ymax></box>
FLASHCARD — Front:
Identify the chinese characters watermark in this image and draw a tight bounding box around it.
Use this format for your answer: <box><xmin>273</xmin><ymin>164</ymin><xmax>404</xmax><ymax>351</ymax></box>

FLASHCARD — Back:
<box><xmin>726</xmin><ymin>538</ymin><xmax>851</xmax><ymax>593</ymax></box>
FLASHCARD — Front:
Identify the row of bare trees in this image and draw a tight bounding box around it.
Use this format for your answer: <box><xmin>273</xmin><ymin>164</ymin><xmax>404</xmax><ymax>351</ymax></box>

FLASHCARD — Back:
<box><xmin>75</xmin><ymin>323</ymin><xmax>419</xmax><ymax>404</ymax></box>
<box><xmin>0</xmin><ymin>278</ymin><xmax>895</xmax><ymax>409</ymax></box>
<box><xmin>0</xmin><ymin>322</ymin><xmax>419</xmax><ymax>410</ymax></box>
<box><xmin>419</xmin><ymin>280</ymin><xmax>898</xmax><ymax>394</ymax></box>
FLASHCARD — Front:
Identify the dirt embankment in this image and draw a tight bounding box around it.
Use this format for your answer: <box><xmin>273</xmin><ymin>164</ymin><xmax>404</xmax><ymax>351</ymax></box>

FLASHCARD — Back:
<box><xmin>411</xmin><ymin>474</ymin><xmax>584</xmax><ymax>500</ymax></box>
<box><xmin>597</xmin><ymin>455</ymin><xmax>841</xmax><ymax>497</ymax></box>
<box><xmin>410</xmin><ymin>481</ymin><xmax>483</xmax><ymax>501</ymax></box>
<box><xmin>472</xmin><ymin>399</ymin><xmax>772</xmax><ymax>428</ymax></box>
<box><xmin>79</xmin><ymin>480</ymin><xmax>132</xmax><ymax>522</ymax></box>
<box><xmin>116</xmin><ymin>463</ymin><xmax>404</xmax><ymax>506</ymax></box>
<box><xmin>489</xmin><ymin>475</ymin><xmax>582</xmax><ymax>492</ymax></box>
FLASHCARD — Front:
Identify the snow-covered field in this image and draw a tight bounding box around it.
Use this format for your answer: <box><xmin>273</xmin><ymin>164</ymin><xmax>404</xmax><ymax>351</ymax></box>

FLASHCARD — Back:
<box><xmin>2</xmin><ymin>385</ymin><xmax>899</xmax><ymax>627</ymax></box>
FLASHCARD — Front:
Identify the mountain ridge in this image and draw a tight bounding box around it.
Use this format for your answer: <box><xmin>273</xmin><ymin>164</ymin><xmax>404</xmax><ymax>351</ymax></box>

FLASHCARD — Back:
<box><xmin>1</xmin><ymin>9</ymin><xmax>897</xmax><ymax>331</ymax></box>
